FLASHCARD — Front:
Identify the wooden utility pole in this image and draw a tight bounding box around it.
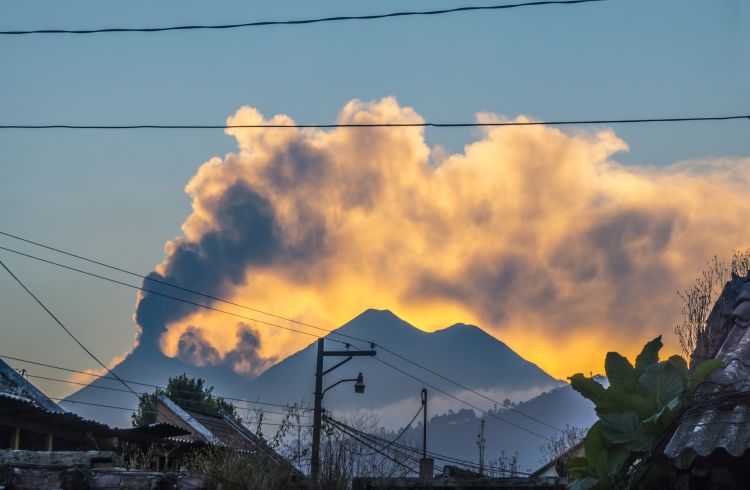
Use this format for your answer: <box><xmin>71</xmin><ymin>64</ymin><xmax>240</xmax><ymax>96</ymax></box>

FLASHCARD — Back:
<box><xmin>311</xmin><ymin>339</ymin><xmax>325</xmax><ymax>485</ymax></box>
<box><xmin>419</xmin><ymin>388</ymin><xmax>434</xmax><ymax>482</ymax></box>
<box><xmin>311</xmin><ymin>339</ymin><xmax>376</xmax><ymax>486</ymax></box>
<box><xmin>477</xmin><ymin>418</ymin><xmax>486</xmax><ymax>476</ymax></box>
<box><xmin>421</xmin><ymin>388</ymin><xmax>427</xmax><ymax>459</ymax></box>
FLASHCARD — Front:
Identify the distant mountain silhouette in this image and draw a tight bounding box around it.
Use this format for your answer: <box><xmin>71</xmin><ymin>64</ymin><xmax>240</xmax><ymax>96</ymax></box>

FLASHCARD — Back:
<box><xmin>397</xmin><ymin>384</ymin><xmax>597</xmax><ymax>473</ymax></box>
<box><xmin>62</xmin><ymin>309</ymin><xmax>564</xmax><ymax>435</ymax></box>
<box><xmin>247</xmin><ymin>309</ymin><xmax>560</xmax><ymax>413</ymax></box>
<box><xmin>60</xmin><ymin>342</ymin><xmax>255</xmax><ymax>427</ymax></box>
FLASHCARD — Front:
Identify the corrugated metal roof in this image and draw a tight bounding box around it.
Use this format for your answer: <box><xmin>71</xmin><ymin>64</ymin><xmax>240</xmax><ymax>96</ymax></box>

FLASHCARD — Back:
<box><xmin>110</xmin><ymin>423</ymin><xmax>190</xmax><ymax>442</ymax></box>
<box><xmin>0</xmin><ymin>393</ymin><xmax>112</xmax><ymax>434</ymax></box>
<box><xmin>665</xmin><ymin>276</ymin><xmax>750</xmax><ymax>459</ymax></box>
<box><xmin>0</xmin><ymin>358</ymin><xmax>63</xmax><ymax>413</ymax></box>
<box><xmin>0</xmin><ymin>393</ymin><xmax>188</xmax><ymax>443</ymax></box>
<box><xmin>157</xmin><ymin>395</ymin><xmax>220</xmax><ymax>444</ymax></box>
<box><xmin>155</xmin><ymin>396</ymin><xmax>294</xmax><ymax>470</ymax></box>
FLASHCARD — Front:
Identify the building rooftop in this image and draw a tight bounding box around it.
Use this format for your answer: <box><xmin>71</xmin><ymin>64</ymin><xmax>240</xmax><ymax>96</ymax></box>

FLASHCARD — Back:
<box><xmin>665</xmin><ymin>274</ymin><xmax>750</xmax><ymax>458</ymax></box>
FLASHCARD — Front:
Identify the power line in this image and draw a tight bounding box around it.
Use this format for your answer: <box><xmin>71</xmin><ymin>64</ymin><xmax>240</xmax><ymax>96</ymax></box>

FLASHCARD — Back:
<box><xmin>328</xmin><ymin>415</ymin><xmax>534</xmax><ymax>476</ymax></box>
<box><xmin>14</xmin><ymin>357</ymin><xmax>541</xmax><ymax>467</ymax></box>
<box><xmin>25</xmin><ymin>372</ymin><xmax>313</xmax><ymax>419</ymax></box>
<box><xmin>0</xmin><ymin>0</ymin><xmax>607</xmax><ymax>36</ymax></box>
<box><xmin>0</xmin><ymin>244</ymin><xmax>346</xmax><ymax>345</ymax></box>
<box><xmin>343</xmin><ymin>405</ymin><xmax>423</xmax><ymax>458</ymax></box>
<box><xmin>0</xmin><ymin>354</ymin><xmax>313</xmax><ymax>412</ymax></box>
<box><xmin>324</xmin><ymin>417</ymin><xmax>418</xmax><ymax>475</ymax></box>
<box><xmin>369</xmin><ymin>355</ymin><xmax>551</xmax><ymax>441</ymax></box>
<box><xmin>53</xmin><ymin>398</ymin><xmax>313</xmax><ymax>428</ymax></box>
<box><xmin>0</xmin><ymin>237</ymin><xmax>560</xmax><ymax>434</ymax></box>
<box><xmin>0</xmin><ymin>230</ymin><xmax>346</xmax><ymax>342</ymax></box>
<box><xmin>0</xmin><ymin>257</ymin><xmax>139</xmax><ymax>399</ymax></box>
<box><xmin>376</xmin><ymin>344</ymin><xmax>562</xmax><ymax>431</ymax></box>
<box><xmin>0</xmin><ymin>114</ymin><xmax>747</xmax><ymax>130</ymax></box>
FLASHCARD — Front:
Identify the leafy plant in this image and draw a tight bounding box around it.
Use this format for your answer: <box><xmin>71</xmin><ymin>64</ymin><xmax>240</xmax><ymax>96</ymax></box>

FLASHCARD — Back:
<box><xmin>567</xmin><ymin>336</ymin><xmax>721</xmax><ymax>489</ymax></box>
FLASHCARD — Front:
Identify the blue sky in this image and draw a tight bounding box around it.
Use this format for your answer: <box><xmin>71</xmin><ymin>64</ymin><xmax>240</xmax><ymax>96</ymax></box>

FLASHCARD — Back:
<box><xmin>0</xmin><ymin>0</ymin><xmax>748</xmax><ymax>397</ymax></box>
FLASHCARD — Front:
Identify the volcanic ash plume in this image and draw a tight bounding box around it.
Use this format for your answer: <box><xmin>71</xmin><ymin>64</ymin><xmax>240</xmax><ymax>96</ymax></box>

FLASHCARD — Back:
<box><xmin>132</xmin><ymin>96</ymin><xmax>750</xmax><ymax>379</ymax></box>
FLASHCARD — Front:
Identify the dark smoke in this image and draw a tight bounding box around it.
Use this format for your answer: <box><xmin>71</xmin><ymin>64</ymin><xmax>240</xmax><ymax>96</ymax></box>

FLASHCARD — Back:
<box><xmin>134</xmin><ymin>181</ymin><xmax>281</xmax><ymax>350</ymax></box>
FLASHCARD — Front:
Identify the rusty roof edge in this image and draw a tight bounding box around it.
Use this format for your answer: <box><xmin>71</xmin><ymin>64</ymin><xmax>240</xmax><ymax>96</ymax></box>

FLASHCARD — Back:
<box><xmin>0</xmin><ymin>358</ymin><xmax>63</xmax><ymax>413</ymax></box>
<box><xmin>665</xmin><ymin>275</ymin><xmax>750</xmax><ymax>459</ymax></box>
<box><xmin>156</xmin><ymin>395</ymin><xmax>219</xmax><ymax>444</ymax></box>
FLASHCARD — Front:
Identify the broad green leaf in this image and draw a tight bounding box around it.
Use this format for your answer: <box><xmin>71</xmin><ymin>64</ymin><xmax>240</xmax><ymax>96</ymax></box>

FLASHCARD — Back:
<box><xmin>583</xmin><ymin>422</ymin><xmax>609</xmax><ymax>479</ymax></box>
<box><xmin>568</xmin><ymin>464</ymin><xmax>597</xmax><ymax>480</ymax></box>
<box><xmin>567</xmin><ymin>476</ymin><xmax>598</xmax><ymax>490</ymax></box>
<box><xmin>570</xmin><ymin>374</ymin><xmax>609</xmax><ymax>409</ymax></box>
<box><xmin>656</xmin><ymin>360</ymin><xmax>686</xmax><ymax>408</ymax></box>
<box><xmin>690</xmin><ymin>358</ymin><xmax>723</xmax><ymax>391</ymax></box>
<box><xmin>600</xmin><ymin>411</ymin><xmax>651</xmax><ymax>452</ymax></box>
<box><xmin>639</xmin><ymin>360</ymin><xmax>686</xmax><ymax>409</ymax></box>
<box><xmin>642</xmin><ymin>396</ymin><xmax>681</xmax><ymax>434</ymax></box>
<box><xmin>600</xmin><ymin>411</ymin><xmax>639</xmax><ymax>444</ymax></box>
<box><xmin>667</xmin><ymin>355</ymin><xmax>689</xmax><ymax>383</ymax></box>
<box><xmin>606</xmin><ymin>381</ymin><xmax>656</xmax><ymax>417</ymax></box>
<box><xmin>565</xmin><ymin>457</ymin><xmax>589</xmax><ymax>470</ymax></box>
<box><xmin>569</xmin><ymin>342</ymin><xmax>698</xmax><ymax>489</ymax></box>
<box><xmin>605</xmin><ymin>352</ymin><xmax>635</xmax><ymax>390</ymax></box>
<box><xmin>635</xmin><ymin>336</ymin><xmax>662</xmax><ymax>374</ymax></box>
<box><xmin>605</xmin><ymin>445</ymin><xmax>630</xmax><ymax>478</ymax></box>
<box><xmin>638</xmin><ymin>363</ymin><xmax>660</xmax><ymax>392</ymax></box>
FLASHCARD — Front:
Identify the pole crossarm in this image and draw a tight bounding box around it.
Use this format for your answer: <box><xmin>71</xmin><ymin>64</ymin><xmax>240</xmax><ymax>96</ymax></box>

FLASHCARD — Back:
<box><xmin>322</xmin><ymin>356</ymin><xmax>352</xmax><ymax>376</ymax></box>
<box><xmin>323</xmin><ymin>350</ymin><xmax>376</xmax><ymax>357</ymax></box>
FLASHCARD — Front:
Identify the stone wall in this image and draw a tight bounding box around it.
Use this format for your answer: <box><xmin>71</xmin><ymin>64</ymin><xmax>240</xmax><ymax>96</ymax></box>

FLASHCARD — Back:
<box><xmin>0</xmin><ymin>466</ymin><xmax>210</xmax><ymax>489</ymax></box>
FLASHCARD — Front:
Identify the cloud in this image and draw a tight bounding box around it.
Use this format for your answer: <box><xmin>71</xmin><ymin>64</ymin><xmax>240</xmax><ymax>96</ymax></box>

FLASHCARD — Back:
<box><xmin>176</xmin><ymin>323</ymin><xmax>275</xmax><ymax>377</ymax></box>
<box><xmin>133</xmin><ymin>96</ymin><xmax>750</xmax><ymax>379</ymax></box>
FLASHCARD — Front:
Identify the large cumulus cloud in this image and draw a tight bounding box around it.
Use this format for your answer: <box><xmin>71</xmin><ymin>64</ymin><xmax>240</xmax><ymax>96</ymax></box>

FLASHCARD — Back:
<box><xmin>134</xmin><ymin>96</ymin><xmax>750</xmax><ymax>379</ymax></box>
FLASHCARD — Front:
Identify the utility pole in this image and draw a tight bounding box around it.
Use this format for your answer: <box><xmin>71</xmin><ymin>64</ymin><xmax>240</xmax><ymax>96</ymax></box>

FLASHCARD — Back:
<box><xmin>311</xmin><ymin>338</ymin><xmax>376</xmax><ymax>486</ymax></box>
<box><xmin>419</xmin><ymin>388</ymin><xmax>433</xmax><ymax>482</ymax></box>
<box><xmin>421</xmin><ymin>388</ymin><xmax>427</xmax><ymax>459</ymax></box>
<box><xmin>477</xmin><ymin>418</ymin><xmax>486</xmax><ymax>476</ymax></box>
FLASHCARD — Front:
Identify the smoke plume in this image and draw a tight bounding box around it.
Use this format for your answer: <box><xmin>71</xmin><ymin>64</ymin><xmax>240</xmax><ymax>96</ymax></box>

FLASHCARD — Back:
<box><xmin>133</xmin><ymin>96</ymin><xmax>750</xmax><ymax>378</ymax></box>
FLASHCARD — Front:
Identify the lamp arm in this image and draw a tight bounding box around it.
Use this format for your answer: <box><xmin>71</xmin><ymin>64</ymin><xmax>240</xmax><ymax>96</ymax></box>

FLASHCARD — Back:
<box><xmin>322</xmin><ymin>377</ymin><xmax>358</xmax><ymax>398</ymax></box>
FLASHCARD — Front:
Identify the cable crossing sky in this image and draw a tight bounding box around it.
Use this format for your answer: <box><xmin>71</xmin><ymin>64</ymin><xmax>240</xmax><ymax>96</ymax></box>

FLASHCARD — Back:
<box><xmin>0</xmin><ymin>0</ymin><xmax>608</xmax><ymax>36</ymax></box>
<box><xmin>0</xmin><ymin>236</ymin><xmax>558</xmax><ymax>440</ymax></box>
<box><xmin>0</xmin><ymin>231</ymin><xmax>562</xmax><ymax>434</ymax></box>
<box><xmin>0</xmin><ymin>114</ymin><xmax>747</xmax><ymax>130</ymax></box>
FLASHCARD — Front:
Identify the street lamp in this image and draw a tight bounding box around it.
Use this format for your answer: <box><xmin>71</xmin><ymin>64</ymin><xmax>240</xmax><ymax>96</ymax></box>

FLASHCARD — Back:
<box><xmin>311</xmin><ymin>341</ymin><xmax>376</xmax><ymax>486</ymax></box>
<box><xmin>321</xmin><ymin>372</ymin><xmax>366</xmax><ymax>398</ymax></box>
<box><xmin>354</xmin><ymin>372</ymin><xmax>365</xmax><ymax>394</ymax></box>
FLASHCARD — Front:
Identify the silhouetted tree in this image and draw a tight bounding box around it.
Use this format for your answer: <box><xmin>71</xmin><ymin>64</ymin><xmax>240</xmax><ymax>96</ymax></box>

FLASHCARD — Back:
<box><xmin>132</xmin><ymin>373</ymin><xmax>237</xmax><ymax>427</ymax></box>
<box><xmin>674</xmin><ymin>249</ymin><xmax>750</xmax><ymax>358</ymax></box>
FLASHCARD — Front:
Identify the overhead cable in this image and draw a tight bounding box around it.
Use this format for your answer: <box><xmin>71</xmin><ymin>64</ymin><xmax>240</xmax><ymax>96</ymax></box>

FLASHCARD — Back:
<box><xmin>328</xmin><ymin>415</ymin><xmax>534</xmax><ymax>476</ymax></box>
<box><xmin>25</xmin><ymin>372</ymin><xmax>313</xmax><ymax>418</ymax></box>
<box><xmin>324</xmin><ymin>416</ymin><xmax>418</xmax><ymax>475</ymax></box>
<box><xmin>0</xmin><ymin>0</ymin><xmax>607</xmax><ymax>36</ymax></box>
<box><xmin>0</xmin><ymin>258</ymin><xmax>139</xmax><ymax>398</ymax></box>
<box><xmin>0</xmin><ymin>354</ymin><xmax>313</xmax><ymax>412</ymax></box>
<box><xmin>0</xmin><ymin>114</ymin><xmax>747</xmax><ymax>130</ymax></box>
<box><xmin>0</xmin><ymin>244</ymin><xmax>343</xmax><ymax>345</ymax></box>
<box><xmin>0</xmin><ymin>236</ymin><xmax>560</xmax><ymax>434</ymax></box>
<box><xmin>53</xmin><ymin>397</ymin><xmax>312</xmax><ymax>427</ymax></box>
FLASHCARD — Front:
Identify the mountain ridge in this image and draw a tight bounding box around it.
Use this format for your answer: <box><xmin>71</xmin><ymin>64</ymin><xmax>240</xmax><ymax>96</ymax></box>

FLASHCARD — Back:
<box><xmin>62</xmin><ymin>308</ymin><xmax>559</xmax><ymax>428</ymax></box>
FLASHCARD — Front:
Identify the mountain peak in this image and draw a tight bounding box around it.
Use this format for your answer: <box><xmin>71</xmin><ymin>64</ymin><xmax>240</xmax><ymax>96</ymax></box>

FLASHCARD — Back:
<box><xmin>330</xmin><ymin>309</ymin><xmax>425</xmax><ymax>341</ymax></box>
<box><xmin>442</xmin><ymin>322</ymin><xmax>481</xmax><ymax>332</ymax></box>
<box><xmin>436</xmin><ymin>322</ymin><xmax>495</xmax><ymax>339</ymax></box>
<box><xmin>356</xmin><ymin>308</ymin><xmax>401</xmax><ymax>321</ymax></box>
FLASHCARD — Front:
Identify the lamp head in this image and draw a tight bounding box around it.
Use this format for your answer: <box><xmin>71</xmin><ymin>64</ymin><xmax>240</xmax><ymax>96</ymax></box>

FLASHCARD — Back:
<box><xmin>354</xmin><ymin>372</ymin><xmax>365</xmax><ymax>394</ymax></box>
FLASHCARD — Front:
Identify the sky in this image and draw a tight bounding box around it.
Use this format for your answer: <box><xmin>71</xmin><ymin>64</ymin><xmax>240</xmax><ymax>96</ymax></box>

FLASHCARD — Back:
<box><xmin>0</xmin><ymin>0</ymin><xmax>748</xmax><ymax>400</ymax></box>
